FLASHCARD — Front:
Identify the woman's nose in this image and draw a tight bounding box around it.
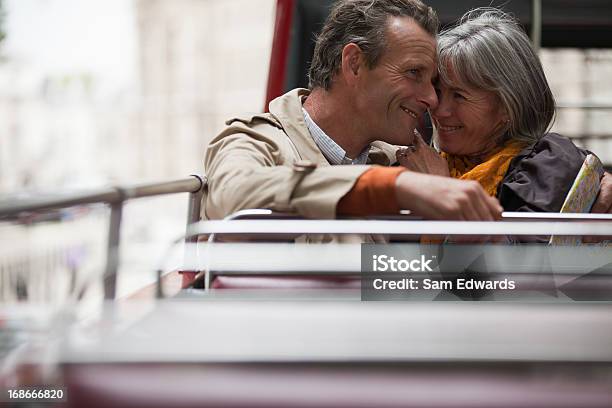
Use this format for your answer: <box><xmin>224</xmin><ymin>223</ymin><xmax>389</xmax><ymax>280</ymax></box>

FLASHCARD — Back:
<box><xmin>432</xmin><ymin>95</ymin><xmax>452</xmax><ymax>118</ymax></box>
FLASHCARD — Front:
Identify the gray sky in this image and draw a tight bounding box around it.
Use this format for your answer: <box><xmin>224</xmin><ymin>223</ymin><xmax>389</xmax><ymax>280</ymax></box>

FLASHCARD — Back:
<box><xmin>3</xmin><ymin>0</ymin><xmax>137</xmax><ymax>93</ymax></box>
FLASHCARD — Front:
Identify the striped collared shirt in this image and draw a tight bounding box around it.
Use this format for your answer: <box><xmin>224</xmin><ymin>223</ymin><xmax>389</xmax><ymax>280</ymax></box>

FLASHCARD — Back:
<box><xmin>302</xmin><ymin>108</ymin><xmax>370</xmax><ymax>165</ymax></box>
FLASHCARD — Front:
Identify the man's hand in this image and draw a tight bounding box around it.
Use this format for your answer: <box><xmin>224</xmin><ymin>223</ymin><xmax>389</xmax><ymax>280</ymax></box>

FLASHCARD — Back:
<box><xmin>396</xmin><ymin>131</ymin><xmax>450</xmax><ymax>177</ymax></box>
<box><xmin>395</xmin><ymin>171</ymin><xmax>502</xmax><ymax>221</ymax></box>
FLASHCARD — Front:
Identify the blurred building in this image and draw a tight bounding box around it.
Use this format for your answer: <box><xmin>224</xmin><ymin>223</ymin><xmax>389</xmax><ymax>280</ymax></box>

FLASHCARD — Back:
<box><xmin>0</xmin><ymin>62</ymin><xmax>99</xmax><ymax>192</ymax></box>
<box><xmin>0</xmin><ymin>0</ymin><xmax>274</xmax><ymax>195</ymax></box>
<box><xmin>0</xmin><ymin>0</ymin><xmax>275</xmax><ymax>298</ymax></box>
<box><xmin>542</xmin><ymin>49</ymin><xmax>612</xmax><ymax>166</ymax></box>
<box><xmin>0</xmin><ymin>61</ymin><xmax>140</xmax><ymax>194</ymax></box>
<box><xmin>134</xmin><ymin>0</ymin><xmax>274</xmax><ymax>179</ymax></box>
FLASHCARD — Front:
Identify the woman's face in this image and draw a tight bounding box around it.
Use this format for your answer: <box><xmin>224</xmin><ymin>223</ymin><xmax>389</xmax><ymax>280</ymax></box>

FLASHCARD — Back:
<box><xmin>431</xmin><ymin>67</ymin><xmax>508</xmax><ymax>157</ymax></box>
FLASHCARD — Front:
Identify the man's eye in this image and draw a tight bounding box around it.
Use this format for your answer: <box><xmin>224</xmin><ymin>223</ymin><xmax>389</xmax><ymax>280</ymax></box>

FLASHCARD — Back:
<box><xmin>454</xmin><ymin>92</ymin><xmax>466</xmax><ymax>100</ymax></box>
<box><xmin>406</xmin><ymin>69</ymin><xmax>420</xmax><ymax>77</ymax></box>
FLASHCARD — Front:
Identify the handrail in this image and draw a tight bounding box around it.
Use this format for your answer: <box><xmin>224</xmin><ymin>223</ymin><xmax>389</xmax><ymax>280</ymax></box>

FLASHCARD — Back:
<box><xmin>0</xmin><ymin>176</ymin><xmax>204</xmax><ymax>218</ymax></box>
<box><xmin>188</xmin><ymin>218</ymin><xmax>612</xmax><ymax>238</ymax></box>
<box><xmin>190</xmin><ymin>209</ymin><xmax>612</xmax><ymax>240</ymax></box>
<box><xmin>0</xmin><ymin>175</ymin><xmax>207</xmax><ymax>300</ymax></box>
<box><xmin>190</xmin><ymin>210</ymin><xmax>612</xmax><ymax>289</ymax></box>
<box><xmin>501</xmin><ymin>212</ymin><xmax>612</xmax><ymax>220</ymax></box>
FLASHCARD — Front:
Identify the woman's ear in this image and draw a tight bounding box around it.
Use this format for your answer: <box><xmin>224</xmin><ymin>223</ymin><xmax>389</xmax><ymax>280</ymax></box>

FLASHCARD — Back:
<box><xmin>498</xmin><ymin>106</ymin><xmax>510</xmax><ymax>127</ymax></box>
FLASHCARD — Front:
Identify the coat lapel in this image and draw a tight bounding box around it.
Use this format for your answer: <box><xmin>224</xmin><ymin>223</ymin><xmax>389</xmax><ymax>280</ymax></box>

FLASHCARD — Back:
<box><xmin>268</xmin><ymin>89</ymin><xmax>330</xmax><ymax>167</ymax></box>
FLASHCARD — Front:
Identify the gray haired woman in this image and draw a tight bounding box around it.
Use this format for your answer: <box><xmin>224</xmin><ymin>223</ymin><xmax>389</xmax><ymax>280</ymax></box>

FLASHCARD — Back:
<box><xmin>400</xmin><ymin>8</ymin><xmax>607</xmax><ymax>213</ymax></box>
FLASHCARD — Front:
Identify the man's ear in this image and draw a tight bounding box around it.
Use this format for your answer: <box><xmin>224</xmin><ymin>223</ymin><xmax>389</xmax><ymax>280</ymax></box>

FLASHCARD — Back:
<box><xmin>340</xmin><ymin>43</ymin><xmax>364</xmax><ymax>86</ymax></box>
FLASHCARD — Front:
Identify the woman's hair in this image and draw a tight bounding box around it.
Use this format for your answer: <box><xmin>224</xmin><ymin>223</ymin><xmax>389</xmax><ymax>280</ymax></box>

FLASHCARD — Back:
<box><xmin>437</xmin><ymin>8</ymin><xmax>555</xmax><ymax>144</ymax></box>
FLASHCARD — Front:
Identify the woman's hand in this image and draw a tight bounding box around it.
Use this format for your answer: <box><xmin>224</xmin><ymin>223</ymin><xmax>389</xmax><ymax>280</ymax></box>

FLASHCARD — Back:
<box><xmin>396</xmin><ymin>131</ymin><xmax>450</xmax><ymax>177</ymax></box>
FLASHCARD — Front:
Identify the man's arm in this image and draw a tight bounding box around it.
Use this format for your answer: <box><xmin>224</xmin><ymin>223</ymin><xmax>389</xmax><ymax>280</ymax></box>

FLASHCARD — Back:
<box><xmin>206</xmin><ymin>123</ymin><xmax>502</xmax><ymax>221</ymax></box>
<box><xmin>395</xmin><ymin>171</ymin><xmax>502</xmax><ymax>221</ymax></box>
<box><xmin>204</xmin><ymin>126</ymin><xmax>369</xmax><ymax>220</ymax></box>
<box><xmin>338</xmin><ymin>167</ymin><xmax>502</xmax><ymax>221</ymax></box>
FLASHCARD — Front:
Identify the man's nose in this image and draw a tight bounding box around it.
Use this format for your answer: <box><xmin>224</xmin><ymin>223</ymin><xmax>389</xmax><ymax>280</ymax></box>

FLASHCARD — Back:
<box><xmin>420</xmin><ymin>82</ymin><xmax>438</xmax><ymax>111</ymax></box>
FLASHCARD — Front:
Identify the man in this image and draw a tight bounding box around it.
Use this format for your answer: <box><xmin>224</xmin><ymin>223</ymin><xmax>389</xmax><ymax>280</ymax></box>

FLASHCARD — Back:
<box><xmin>204</xmin><ymin>0</ymin><xmax>501</xmax><ymax>224</ymax></box>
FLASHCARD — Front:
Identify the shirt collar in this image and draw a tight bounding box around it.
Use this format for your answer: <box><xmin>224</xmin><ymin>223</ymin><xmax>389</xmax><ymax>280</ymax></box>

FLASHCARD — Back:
<box><xmin>302</xmin><ymin>108</ymin><xmax>369</xmax><ymax>165</ymax></box>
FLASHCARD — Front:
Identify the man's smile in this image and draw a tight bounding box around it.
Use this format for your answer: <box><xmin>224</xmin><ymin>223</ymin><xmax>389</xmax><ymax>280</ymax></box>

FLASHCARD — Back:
<box><xmin>400</xmin><ymin>105</ymin><xmax>419</xmax><ymax>119</ymax></box>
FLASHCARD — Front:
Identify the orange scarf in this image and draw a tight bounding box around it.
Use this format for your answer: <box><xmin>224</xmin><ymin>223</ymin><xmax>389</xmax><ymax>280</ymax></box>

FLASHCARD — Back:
<box><xmin>442</xmin><ymin>140</ymin><xmax>528</xmax><ymax>197</ymax></box>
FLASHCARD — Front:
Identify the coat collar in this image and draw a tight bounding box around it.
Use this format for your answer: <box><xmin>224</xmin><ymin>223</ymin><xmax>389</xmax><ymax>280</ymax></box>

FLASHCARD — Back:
<box><xmin>268</xmin><ymin>88</ymin><xmax>400</xmax><ymax>167</ymax></box>
<box><xmin>268</xmin><ymin>88</ymin><xmax>330</xmax><ymax>166</ymax></box>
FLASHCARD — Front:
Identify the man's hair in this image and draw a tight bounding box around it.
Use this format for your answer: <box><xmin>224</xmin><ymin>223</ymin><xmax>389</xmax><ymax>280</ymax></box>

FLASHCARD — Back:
<box><xmin>437</xmin><ymin>8</ymin><xmax>555</xmax><ymax>144</ymax></box>
<box><xmin>308</xmin><ymin>0</ymin><xmax>439</xmax><ymax>90</ymax></box>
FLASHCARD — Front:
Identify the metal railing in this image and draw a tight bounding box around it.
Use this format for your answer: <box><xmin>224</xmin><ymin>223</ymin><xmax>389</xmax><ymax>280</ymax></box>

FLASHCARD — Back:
<box><xmin>181</xmin><ymin>210</ymin><xmax>612</xmax><ymax>290</ymax></box>
<box><xmin>0</xmin><ymin>175</ymin><xmax>207</xmax><ymax>299</ymax></box>
<box><xmin>3</xmin><ymin>180</ymin><xmax>611</xmax><ymax>297</ymax></box>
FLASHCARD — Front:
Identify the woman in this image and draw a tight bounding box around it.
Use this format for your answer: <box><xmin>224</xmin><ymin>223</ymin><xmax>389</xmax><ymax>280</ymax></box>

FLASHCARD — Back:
<box><xmin>399</xmin><ymin>8</ymin><xmax>605</xmax><ymax>213</ymax></box>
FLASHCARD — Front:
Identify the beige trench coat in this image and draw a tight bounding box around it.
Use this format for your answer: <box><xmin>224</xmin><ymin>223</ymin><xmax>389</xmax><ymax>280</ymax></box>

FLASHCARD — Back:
<box><xmin>203</xmin><ymin>88</ymin><xmax>398</xmax><ymax>223</ymax></box>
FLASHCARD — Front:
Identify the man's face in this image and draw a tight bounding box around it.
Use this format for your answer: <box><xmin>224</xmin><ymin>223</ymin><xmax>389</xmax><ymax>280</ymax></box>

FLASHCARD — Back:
<box><xmin>353</xmin><ymin>17</ymin><xmax>437</xmax><ymax>146</ymax></box>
